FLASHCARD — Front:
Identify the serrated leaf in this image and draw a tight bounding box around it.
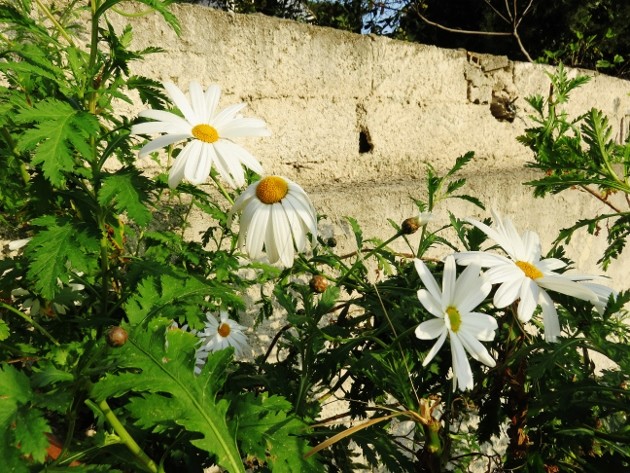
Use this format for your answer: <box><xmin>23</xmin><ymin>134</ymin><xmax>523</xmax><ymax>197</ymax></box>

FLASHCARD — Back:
<box><xmin>15</xmin><ymin>98</ymin><xmax>100</xmax><ymax>186</ymax></box>
<box><xmin>96</xmin><ymin>0</ymin><xmax>181</xmax><ymax>35</ymax></box>
<box><xmin>444</xmin><ymin>151</ymin><xmax>475</xmax><ymax>178</ymax></box>
<box><xmin>0</xmin><ymin>320</ymin><xmax>9</xmax><ymax>341</ymax></box>
<box><xmin>345</xmin><ymin>216</ymin><xmax>363</xmax><ymax>249</ymax></box>
<box><xmin>25</xmin><ymin>216</ymin><xmax>99</xmax><ymax>299</ymax></box>
<box><xmin>98</xmin><ymin>169</ymin><xmax>152</xmax><ymax>226</ymax></box>
<box><xmin>91</xmin><ymin>324</ymin><xmax>245</xmax><ymax>472</ymax></box>
<box><xmin>124</xmin><ymin>273</ymin><xmax>241</xmax><ymax>325</ymax></box>
<box><xmin>14</xmin><ymin>409</ymin><xmax>51</xmax><ymax>463</ymax></box>
<box><xmin>232</xmin><ymin>393</ymin><xmax>319</xmax><ymax>472</ymax></box>
<box><xmin>0</xmin><ymin>364</ymin><xmax>49</xmax><ymax>468</ymax></box>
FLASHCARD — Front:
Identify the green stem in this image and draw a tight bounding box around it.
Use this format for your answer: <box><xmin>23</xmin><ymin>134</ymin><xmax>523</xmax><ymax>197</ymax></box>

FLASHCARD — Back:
<box><xmin>211</xmin><ymin>174</ymin><xmax>234</xmax><ymax>205</ymax></box>
<box><xmin>336</xmin><ymin>231</ymin><xmax>403</xmax><ymax>289</ymax></box>
<box><xmin>35</xmin><ymin>0</ymin><xmax>75</xmax><ymax>46</ymax></box>
<box><xmin>96</xmin><ymin>399</ymin><xmax>161</xmax><ymax>473</ymax></box>
<box><xmin>0</xmin><ymin>302</ymin><xmax>59</xmax><ymax>346</ymax></box>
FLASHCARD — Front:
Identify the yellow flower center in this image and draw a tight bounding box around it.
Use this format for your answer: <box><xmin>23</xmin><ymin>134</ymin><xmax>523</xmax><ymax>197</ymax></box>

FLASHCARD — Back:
<box><xmin>192</xmin><ymin>124</ymin><xmax>219</xmax><ymax>143</ymax></box>
<box><xmin>446</xmin><ymin>306</ymin><xmax>461</xmax><ymax>333</ymax></box>
<box><xmin>515</xmin><ymin>260</ymin><xmax>543</xmax><ymax>280</ymax></box>
<box><xmin>218</xmin><ymin>322</ymin><xmax>231</xmax><ymax>338</ymax></box>
<box><xmin>256</xmin><ymin>176</ymin><xmax>289</xmax><ymax>204</ymax></box>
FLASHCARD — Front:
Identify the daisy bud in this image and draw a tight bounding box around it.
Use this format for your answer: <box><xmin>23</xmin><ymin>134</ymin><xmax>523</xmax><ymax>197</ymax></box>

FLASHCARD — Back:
<box><xmin>309</xmin><ymin>275</ymin><xmax>329</xmax><ymax>294</ymax></box>
<box><xmin>107</xmin><ymin>326</ymin><xmax>128</xmax><ymax>347</ymax></box>
<box><xmin>402</xmin><ymin>212</ymin><xmax>434</xmax><ymax>234</ymax></box>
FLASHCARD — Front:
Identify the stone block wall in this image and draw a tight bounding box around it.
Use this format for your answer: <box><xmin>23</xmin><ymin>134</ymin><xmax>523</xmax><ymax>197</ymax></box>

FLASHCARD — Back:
<box><xmin>113</xmin><ymin>4</ymin><xmax>630</xmax><ymax>285</ymax></box>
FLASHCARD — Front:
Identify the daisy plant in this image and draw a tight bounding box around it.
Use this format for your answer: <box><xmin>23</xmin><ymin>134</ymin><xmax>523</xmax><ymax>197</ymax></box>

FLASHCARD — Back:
<box><xmin>2</xmin><ymin>3</ymin><xmax>630</xmax><ymax>473</ymax></box>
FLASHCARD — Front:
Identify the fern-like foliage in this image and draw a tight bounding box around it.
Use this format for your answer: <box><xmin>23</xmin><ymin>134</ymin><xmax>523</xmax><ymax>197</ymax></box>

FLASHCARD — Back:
<box><xmin>91</xmin><ymin>321</ymin><xmax>244</xmax><ymax>472</ymax></box>
<box><xmin>98</xmin><ymin>168</ymin><xmax>153</xmax><ymax>227</ymax></box>
<box><xmin>14</xmin><ymin>98</ymin><xmax>100</xmax><ymax>186</ymax></box>
<box><xmin>0</xmin><ymin>363</ymin><xmax>52</xmax><ymax>471</ymax></box>
<box><xmin>25</xmin><ymin>216</ymin><xmax>100</xmax><ymax>300</ymax></box>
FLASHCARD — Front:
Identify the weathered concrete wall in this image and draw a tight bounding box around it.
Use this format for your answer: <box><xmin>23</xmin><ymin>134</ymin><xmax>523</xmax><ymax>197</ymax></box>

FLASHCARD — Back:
<box><xmin>115</xmin><ymin>4</ymin><xmax>630</xmax><ymax>285</ymax></box>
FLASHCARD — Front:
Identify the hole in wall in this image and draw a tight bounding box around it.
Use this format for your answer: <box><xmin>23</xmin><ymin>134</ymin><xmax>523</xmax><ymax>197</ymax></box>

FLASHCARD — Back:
<box><xmin>359</xmin><ymin>128</ymin><xmax>373</xmax><ymax>154</ymax></box>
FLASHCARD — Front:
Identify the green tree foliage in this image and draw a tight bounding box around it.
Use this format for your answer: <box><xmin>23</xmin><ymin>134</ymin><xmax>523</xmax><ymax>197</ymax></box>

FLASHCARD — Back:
<box><xmin>178</xmin><ymin>0</ymin><xmax>630</xmax><ymax>79</ymax></box>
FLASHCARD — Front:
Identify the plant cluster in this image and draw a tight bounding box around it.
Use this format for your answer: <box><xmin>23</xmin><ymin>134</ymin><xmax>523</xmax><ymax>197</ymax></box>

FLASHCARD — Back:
<box><xmin>1</xmin><ymin>2</ymin><xmax>629</xmax><ymax>472</ymax></box>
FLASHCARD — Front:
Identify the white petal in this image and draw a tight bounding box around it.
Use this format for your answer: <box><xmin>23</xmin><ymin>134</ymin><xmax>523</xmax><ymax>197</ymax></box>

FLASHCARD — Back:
<box><xmin>414</xmin><ymin>259</ymin><xmax>442</xmax><ymax>306</ymax></box>
<box><xmin>520</xmin><ymin>230</ymin><xmax>541</xmax><ymax>262</ymax></box>
<box><xmin>220</xmin><ymin>118</ymin><xmax>271</xmax><ymax>138</ymax></box>
<box><xmin>164</xmin><ymin>82</ymin><xmax>198</xmax><ymax>125</ymax></box>
<box><xmin>280</xmin><ymin>198</ymin><xmax>307</xmax><ymax>252</ymax></box>
<box><xmin>204</xmin><ymin>84</ymin><xmax>221</xmax><ymax>122</ymax></box>
<box><xmin>212</xmin><ymin>141</ymin><xmax>247</xmax><ymax>187</ymax></box>
<box><xmin>245</xmin><ymin>201</ymin><xmax>269</xmax><ymax>260</ymax></box>
<box><xmin>212</xmin><ymin>103</ymin><xmax>247</xmax><ymax>128</ymax></box>
<box><xmin>484</xmin><ymin>263</ymin><xmax>524</xmax><ymax>285</ymax></box>
<box><xmin>420</xmin><ymin>329</ymin><xmax>447</xmax><ymax>366</ymax></box>
<box><xmin>453</xmin><ymin>264</ymin><xmax>491</xmax><ymax>313</ymax></box>
<box><xmin>138</xmin><ymin>109</ymin><xmax>193</xmax><ymax>131</ymax></box>
<box><xmin>209</xmin><ymin>143</ymin><xmax>237</xmax><ymax>188</ymax></box>
<box><xmin>455</xmin><ymin>251</ymin><xmax>513</xmax><ymax>269</ymax></box>
<box><xmin>214</xmin><ymin>140</ymin><xmax>264</xmax><ymax>176</ymax></box>
<box><xmin>415</xmin><ymin>318</ymin><xmax>446</xmax><ymax>340</ymax></box>
<box><xmin>460</xmin><ymin>312</ymin><xmax>498</xmax><ymax>341</ymax></box>
<box><xmin>230</xmin><ymin>184</ymin><xmax>257</xmax><ymax>216</ymax></box>
<box><xmin>450</xmin><ymin>335</ymin><xmax>474</xmax><ymax>391</ymax></box>
<box><xmin>138</xmin><ymin>133</ymin><xmax>190</xmax><ymax>157</ymax></box>
<box><xmin>189</xmin><ymin>81</ymin><xmax>208</xmax><ymax>125</ymax></box>
<box><xmin>441</xmin><ymin>256</ymin><xmax>457</xmax><ymax>306</ymax></box>
<box><xmin>417</xmin><ymin>289</ymin><xmax>444</xmax><ymax>318</ymax></box>
<box><xmin>539</xmin><ymin>290</ymin><xmax>561</xmax><ymax>343</ymax></box>
<box><xmin>271</xmin><ymin>204</ymin><xmax>294</xmax><ymax>267</ymax></box>
<box><xmin>168</xmin><ymin>147</ymin><xmax>188</xmax><ymax>189</ymax></box>
<box><xmin>516</xmin><ymin>278</ymin><xmax>540</xmax><ymax>323</ymax></box>
<box><xmin>283</xmin><ymin>191</ymin><xmax>317</xmax><ymax>237</ymax></box>
<box><xmin>493</xmin><ymin>275</ymin><xmax>524</xmax><ymax>308</ymax></box>
<box><xmin>537</xmin><ymin>275</ymin><xmax>599</xmax><ymax>303</ymax></box>
<box><xmin>132</xmin><ymin>120</ymin><xmax>190</xmax><ymax>136</ymax></box>
<box><xmin>458</xmin><ymin>329</ymin><xmax>496</xmax><ymax>367</ymax></box>
<box><xmin>264</xmin><ymin>207</ymin><xmax>281</xmax><ymax>264</ymax></box>
<box><xmin>537</xmin><ymin>258</ymin><xmax>566</xmax><ymax>272</ymax></box>
<box><xmin>184</xmin><ymin>141</ymin><xmax>211</xmax><ymax>185</ymax></box>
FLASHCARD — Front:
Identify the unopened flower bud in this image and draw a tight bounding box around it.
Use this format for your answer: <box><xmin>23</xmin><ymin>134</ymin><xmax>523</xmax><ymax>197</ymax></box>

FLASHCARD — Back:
<box><xmin>309</xmin><ymin>275</ymin><xmax>329</xmax><ymax>294</ymax></box>
<box><xmin>401</xmin><ymin>212</ymin><xmax>434</xmax><ymax>234</ymax></box>
<box><xmin>107</xmin><ymin>326</ymin><xmax>128</xmax><ymax>347</ymax></box>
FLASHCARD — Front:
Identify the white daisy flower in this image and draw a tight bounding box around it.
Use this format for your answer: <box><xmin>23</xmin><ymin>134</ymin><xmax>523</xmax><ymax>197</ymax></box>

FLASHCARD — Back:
<box><xmin>131</xmin><ymin>81</ymin><xmax>270</xmax><ymax>189</ymax></box>
<box><xmin>229</xmin><ymin>175</ymin><xmax>317</xmax><ymax>267</ymax></box>
<box><xmin>454</xmin><ymin>210</ymin><xmax>599</xmax><ymax>342</ymax></box>
<box><xmin>196</xmin><ymin>311</ymin><xmax>249</xmax><ymax>360</ymax></box>
<box><xmin>414</xmin><ymin>255</ymin><xmax>497</xmax><ymax>392</ymax></box>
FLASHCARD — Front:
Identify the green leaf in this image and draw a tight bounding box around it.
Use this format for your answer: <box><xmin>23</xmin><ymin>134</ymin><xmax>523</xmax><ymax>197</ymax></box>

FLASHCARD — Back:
<box><xmin>0</xmin><ymin>364</ymin><xmax>32</xmax><ymax>425</ymax></box>
<box><xmin>25</xmin><ymin>216</ymin><xmax>99</xmax><ymax>299</ymax></box>
<box><xmin>0</xmin><ymin>319</ymin><xmax>9</xmax><ymax>341</ymax></box>
<box><xmin>345</xmin><ymin>216</ymin><xmax>363</xmax><ymax>249</ymax></box>
<box><xmin>124</xmin><ymin>273</ymin><xmax>241</xmax><ymax>325</ymax></box>
<box><xmin>95</xmin><ymin>0</ymin><xmax>181</xmax><ymax>35</ymax></box>
<box><xmin>232</xmin><ymin>393</ymin><xmax>320</xmax><ymax>472</ymax></box>
<box><xmin>14</xmin><ymin>409</ymin><xmax>51</xmax><ymax>463</ymax></box>
<box><xmin>0</xmin><ymin>364</ymin><xmax>50</xmax><ymax>467</ymax></box>
<box><xmin>91</xmin><ymin>323</ymin><xmax>245</xmax><ymax>472</ymax></box>
<box><xmin>15</xmin><ymin>98</ymin><xmax>100</xmax><ymax>186</ymax></box>
<box><xmin>98</xmin><ymin>168</ymin><xmax>153</xmax><ymax>226</ymax></box>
